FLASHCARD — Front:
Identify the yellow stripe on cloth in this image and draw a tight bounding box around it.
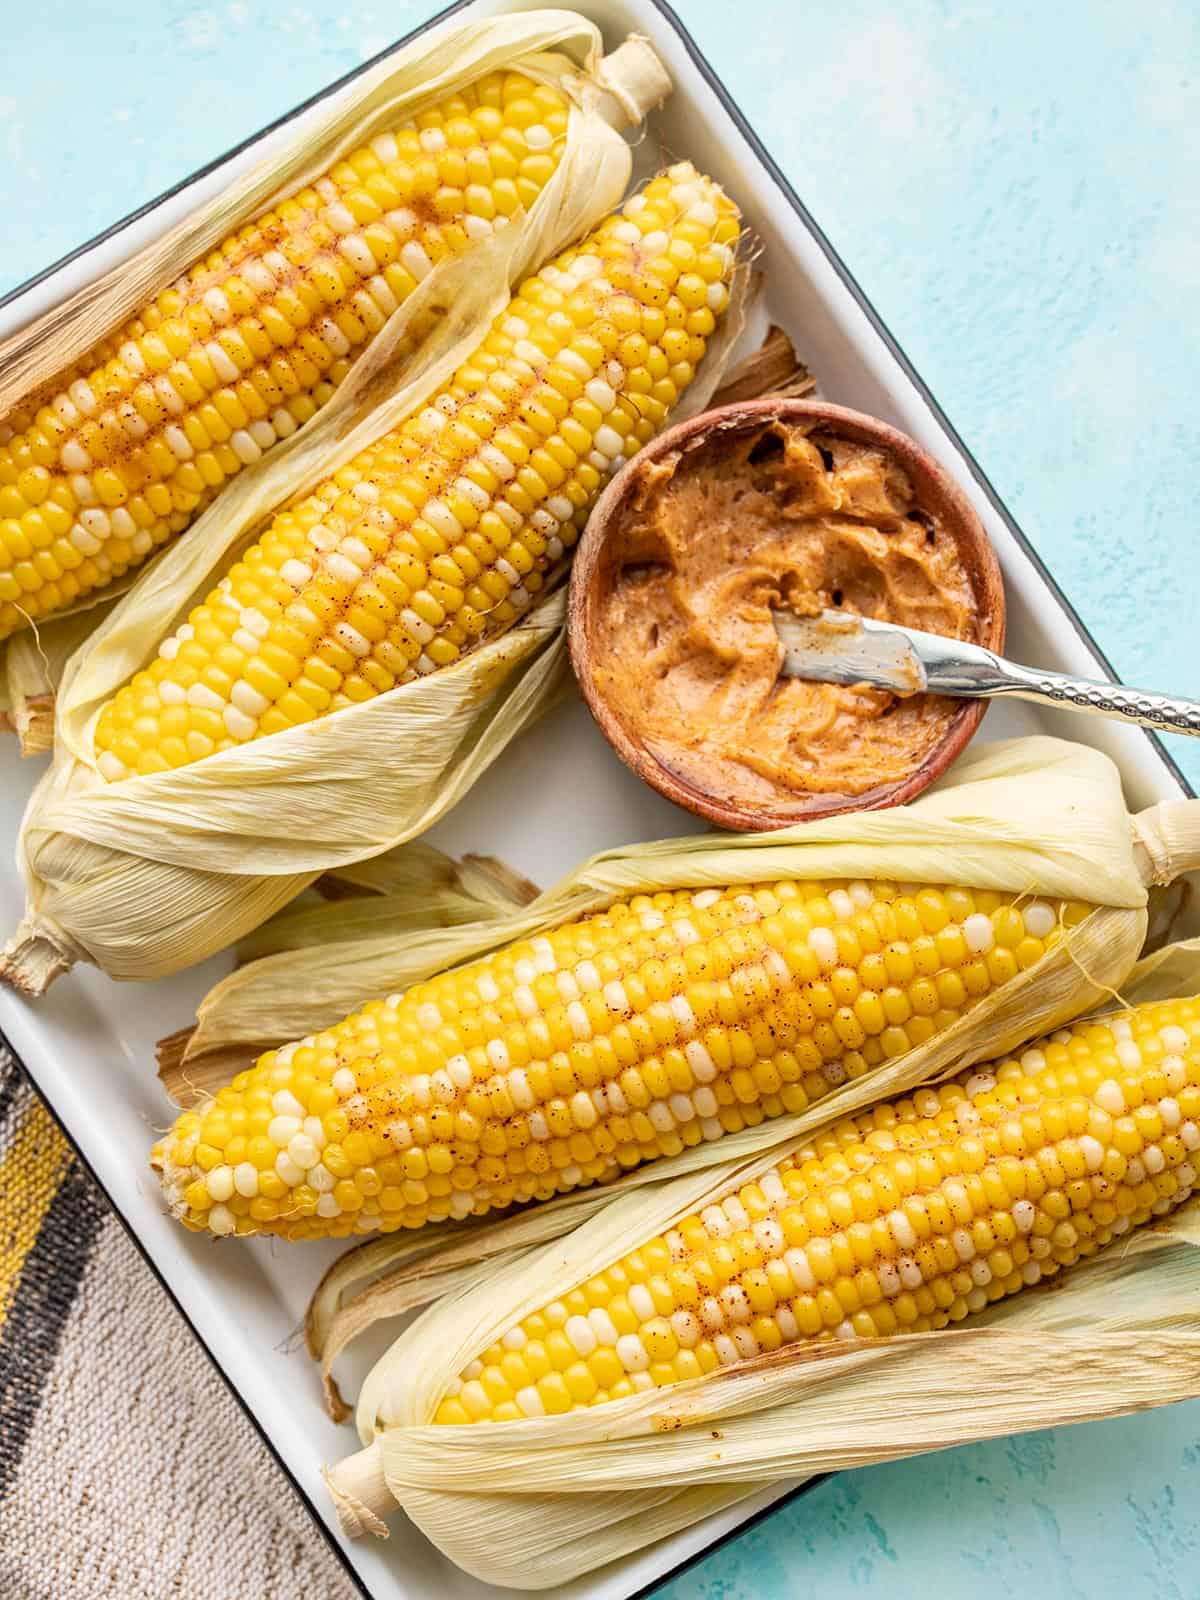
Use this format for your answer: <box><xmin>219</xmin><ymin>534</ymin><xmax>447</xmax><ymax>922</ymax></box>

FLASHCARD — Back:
<box><xmin>0</xmin><ymin>1050</ymin><xmax>358</xmax><ymax>1595</ymax></box>
<box><xmin>0</xmin><ymin>1097</ymin><xmax>73</xmax><ymax>1335</ymax></box>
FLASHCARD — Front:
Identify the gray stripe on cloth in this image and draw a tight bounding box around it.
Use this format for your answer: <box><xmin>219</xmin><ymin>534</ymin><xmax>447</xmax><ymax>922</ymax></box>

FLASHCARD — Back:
<box><xmin>0</xmin><ymin>1168</ymin><xmax>360</xmax><ymax>1598</ymax></box>
<box><xmin>0</xmin><ymin>1156</ymin><xmax>107</xmax><ymax>1497</ymax></box>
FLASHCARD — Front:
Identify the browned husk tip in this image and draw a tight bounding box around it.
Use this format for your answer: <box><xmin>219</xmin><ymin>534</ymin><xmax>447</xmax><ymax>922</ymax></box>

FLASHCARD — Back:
<box><xmin>0</xmin><ymin>914</ymin><xmax>77</xmax><ymax>995</ymax></box>
<box><xmin>709</xmin><ymin>323</ymin><xmax>814</xmax><ymax>406</ymax></box>
<box><xmin>12</xmin><ymin>695</ymin><xmax>54</xmax><ymax>756</ymax></box>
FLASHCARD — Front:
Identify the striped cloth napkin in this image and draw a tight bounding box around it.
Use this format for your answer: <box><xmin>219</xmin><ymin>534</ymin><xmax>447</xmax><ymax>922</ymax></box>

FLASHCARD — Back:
<box><xmin>0</xmin><ymin>1042</ymin><xmax>358</xmax><ymax>1599</ymax></box>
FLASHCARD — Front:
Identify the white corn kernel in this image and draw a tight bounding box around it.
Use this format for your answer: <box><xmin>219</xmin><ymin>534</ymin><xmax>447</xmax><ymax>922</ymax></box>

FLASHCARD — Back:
<box><xmin>963</xmin><ymin>913</ymin><xmax>994</xmax><ymax>953</ymax></box>
<box><xmin>206</xmin><ymin>1166</ymin><xmax>234</xmax><ymax>1203</ymax></box>
<box><xmin>1022</xmin><ymin>902</ymin><xmax>1056</xmax><ymax>938</ymax></box>
<box><xmin>267</xmin><ymin>1115</ymin><xmax>301</xmax><ymax>1147</ymax></box>
<box><xmin>275</xmin><ymin>1152</ymin><xmax>305</xmax><ymax>1187</ymax></box>
<box><xmin>1095</xmin><ymin>1079</ymin><xmax>1126</xmax><ymax>1115</ymax></box>
<box><xmin>233</xmin><ymin>1163</ymin><xmax>259</xmax><ymax>1198</ymax></box>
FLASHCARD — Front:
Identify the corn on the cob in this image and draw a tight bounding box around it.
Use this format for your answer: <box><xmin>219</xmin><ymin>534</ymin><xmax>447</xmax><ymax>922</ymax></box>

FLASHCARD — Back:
<box><xmin>433</xmin><ymin>995</ymin><xmax>1200</xmax><ymax>1423</ymax></box>
<box><xmin>153</xmin><ymin>875</ymin><xmax>1090</xmax><ymax>1239</ymax></box>
<box><xmin>93</xmin><ymin>165</ymin><xmax>738</xmax><ymax>780</ymax></box>
<box><xmin>0</xmin><ymin>70</ymin><xmax>575</xmax><ymax>642</ymax></box>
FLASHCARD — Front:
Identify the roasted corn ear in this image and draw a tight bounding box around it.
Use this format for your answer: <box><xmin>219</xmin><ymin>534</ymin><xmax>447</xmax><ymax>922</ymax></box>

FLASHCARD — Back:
<box><xmin>435</xmin><ymin>994</ymin><xmax>1200</xmax><ymax>1420</ymax></box>
<box><xmin>0</xmin><ymin>71</ymin><xmax>577</xmax><ymax>641</ymax></box>
<box><xmin>154</xmin><ymin>873</ymin><xmax>1089</xmax><ymax>1239</ymax></box>
<box><xmin>94</xmin><ymin>165</ymin><xmax>737</xmax><ymax>779</ymax></box>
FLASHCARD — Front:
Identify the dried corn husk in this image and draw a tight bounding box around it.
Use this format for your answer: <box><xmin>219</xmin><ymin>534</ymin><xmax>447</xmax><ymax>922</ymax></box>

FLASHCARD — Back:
<box><xmin>0</xmin><ymin>605</ymin><xmax>107</xmax><ymax>754</ymax></box>
<box><xmin>0</xmin><ymin>12</ymin><xmax>671</xmax><ymax>753</ymax></box>
<box><xmin>324</xmin><ymin>937</ymin><xmax>1200</xmax><ymax>1587</ymax></box>
<box><xmin>4</xmin><ymin>44</ymin><xmax>752</xmax><ymax>992</ymax></box>
<box><xmin>158</xmin><ymin>845</ymin><xmax>539</xmax><ymax>1105</ymax></box>
<box><xmin>7</xmin><ymin>591</ymin><xmax>572</xmax><ymax>994</ymax></box>
<box><xmin>238</xmin><ymin>846</ymin><xmax>539</xmax><ymax>964</ymax></box>
<box><xmin>702</xmin><ymin>321</ymin><xmax>814</xmax><ymax>405</ymax></box>
<box><xmin>321</xmin><ymin>845</ymin><xmax>540</xmax><ymax>909</ymax></box>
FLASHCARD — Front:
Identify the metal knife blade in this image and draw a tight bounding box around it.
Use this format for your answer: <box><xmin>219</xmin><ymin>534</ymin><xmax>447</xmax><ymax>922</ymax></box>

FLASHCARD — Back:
<box><xmin>772</xmin><ymin>609</ymin><xmax>931</xmax><ymax>693</ymax></box>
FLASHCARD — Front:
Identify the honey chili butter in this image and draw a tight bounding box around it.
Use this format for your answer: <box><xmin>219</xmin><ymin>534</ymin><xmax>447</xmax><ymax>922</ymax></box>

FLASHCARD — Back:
<box><xmin>571</xmin><ymin>401</ymin><xmax>1004</xmax><ymax>827</ymax></box>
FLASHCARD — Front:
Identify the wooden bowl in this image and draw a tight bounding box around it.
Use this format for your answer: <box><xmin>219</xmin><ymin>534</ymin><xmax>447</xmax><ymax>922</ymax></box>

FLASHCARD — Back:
<box><xmin>568</xmin><ymin>398</ymin><xmax>1005</xmax><ymax>831</ymax></box>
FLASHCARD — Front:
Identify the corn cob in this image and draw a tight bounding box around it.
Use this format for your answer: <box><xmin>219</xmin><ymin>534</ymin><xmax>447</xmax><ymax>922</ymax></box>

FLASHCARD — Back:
<box><xmin>153</xmin><ymin>875</ymin><xmax>1091</xmax><ymax>1239</ymax></box>
<box><xmin>93</xmin><ymin>165</ymin><xmax>738</xmax><ymax>780</ymax></box>
<box><xmin>433</xmin><ymin>995</ymin><xmax>1200</xmax><ymax>1422</ymax></box>
<box><xmin>0</xmin><ymin>70</ymin><xmax>575</xmax><ymax>642</ymax></box>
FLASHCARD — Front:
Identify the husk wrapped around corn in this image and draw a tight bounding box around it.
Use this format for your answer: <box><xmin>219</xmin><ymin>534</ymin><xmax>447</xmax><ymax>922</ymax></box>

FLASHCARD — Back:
<box><xmin>0</xmin><ymin>8</ymin><xmax>672</xmax><ymax>750</ymax></box>
<box><xmin>148</xmin><ymin>736</ymin><xmax>1200</xmax><ymax>1257</ymax></box>
<box><xmin>321</xmin><ymin>934</ymin><xmax>1200</xmax><ymax>1588</ymax></box>
<box><xmin>2</xmin><ymin>153</ymin><xmax>753</xmax><ymax>992</ymax></box>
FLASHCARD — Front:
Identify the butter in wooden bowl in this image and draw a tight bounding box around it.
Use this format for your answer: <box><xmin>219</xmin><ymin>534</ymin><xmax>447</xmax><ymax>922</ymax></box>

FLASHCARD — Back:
<box><xmin>569</xmin><ymin>398</ymin><xmax>1004</xmax><ymax>828</ymax></box>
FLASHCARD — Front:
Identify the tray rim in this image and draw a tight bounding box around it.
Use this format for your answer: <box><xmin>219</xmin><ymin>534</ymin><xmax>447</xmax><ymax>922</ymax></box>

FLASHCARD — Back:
<box><xmin>1</xmin><ymin>2</ymin><xmax>1193</xmax><ymax>1597</ymax></box>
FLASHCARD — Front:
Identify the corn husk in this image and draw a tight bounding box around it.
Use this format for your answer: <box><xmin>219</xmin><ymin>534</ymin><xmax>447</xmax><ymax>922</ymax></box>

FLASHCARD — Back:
<box><xmin>324</xmin><ymin>937</ymin><xmax>1200</xmax><ymax>1587</ymax></box>
<box><xmin>700</xmin><ymin>321</ymin><xmax>815</xmax><ymax>405</ymax></box>
<box><xmin>7</xmin><ymin>591</ymin><xmax>572</xmax><ymax>993</ymax></box>
<box><xmin>0</xmin><ymin>11</ymin><xmax>672</xmax><ymax>755</ymax></box>
<box><xmin>166</xmin><ymin>733</ymin><xmax>1156</xmax><ymax>1077</ymax></box>
<box><xmin>213</xmin><ymin>733</ymin><xmax>1197</xmax><ymax>1408</ymax></box>
<box><xmin>321</xmin><ymin>844</ymin><xmax>540</xmax><ymax>909</ymax></box>
<box><xmin>239</xmin><ymin>845</ymin><xmax>540</xmax><ymax>964</ymax></box>
<box><xmin>157</xmin><ymin>845</ymin><xmax>540</xmax><ymax>1106</ymax></box>
<box><xmin>0</xmin><ymin>606</ymin><xmax>108</xmax><ymax>754</ymax></box>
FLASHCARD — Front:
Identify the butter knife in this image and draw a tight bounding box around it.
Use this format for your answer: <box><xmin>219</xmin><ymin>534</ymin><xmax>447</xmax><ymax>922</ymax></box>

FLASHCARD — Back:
<box><xmin>772</xmin><ymin>609</ymin><xmax>1200</xmax><ymax>738</ymax></box>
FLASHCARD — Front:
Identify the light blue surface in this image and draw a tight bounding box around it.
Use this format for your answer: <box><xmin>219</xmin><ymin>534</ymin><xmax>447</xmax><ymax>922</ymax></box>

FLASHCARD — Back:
<box><xmin>4</xmin><ymin>2</ymin><xmax>1199</xmax><ymax>1595</ymax></box>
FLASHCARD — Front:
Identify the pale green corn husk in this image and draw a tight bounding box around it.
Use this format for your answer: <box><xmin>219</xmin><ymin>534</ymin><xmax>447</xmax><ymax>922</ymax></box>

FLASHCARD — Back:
<box><xmin>0</xmin><ymin>11</ymin><xmax>672</xmax><ymax>754</ymax></box>
<box><xmin>324</xmin><ymin>939</ymin><xmax>1200</xmax><ymax>1587</ymax></box>
<box><xmin>1</xmin><ymin>23</ymin><xmax>729</xmax><ymax>993</ymax></box>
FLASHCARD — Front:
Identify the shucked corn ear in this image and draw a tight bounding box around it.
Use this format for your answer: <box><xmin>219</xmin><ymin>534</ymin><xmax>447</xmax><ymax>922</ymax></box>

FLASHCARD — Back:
<box><xmin>0</xmin><ymin>71</ymin><xmax>585</xmax><ymax>643</ymax></box>
<box><xmin>94</xmin><ymin>165</ymin><xmax>738</xmax><ymax>780</ymax></box>
<box><xmin>153</xmin><ymin>873</ymin><xmax>1092</xmax><ymax>1239</ymax></box>
<box><xmin>426</xmin><ymin>994</ymin><xmax>1200</xmax><ymax>1421</ymax></box>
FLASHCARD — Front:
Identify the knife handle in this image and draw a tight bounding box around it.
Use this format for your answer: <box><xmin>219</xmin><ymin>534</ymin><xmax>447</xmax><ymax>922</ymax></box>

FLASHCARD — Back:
<box><xmin>970</xmin><ymin>660</ymin><xmax>1200</xmax><ymax>738</ymax></box>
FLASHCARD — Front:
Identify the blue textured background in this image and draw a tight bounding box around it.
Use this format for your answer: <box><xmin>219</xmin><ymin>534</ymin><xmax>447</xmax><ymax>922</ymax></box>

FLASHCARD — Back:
<box><xmin>4</xmin><ymin>2</ymin><xmax>1198</xmax><ymax>1595</ymax></box>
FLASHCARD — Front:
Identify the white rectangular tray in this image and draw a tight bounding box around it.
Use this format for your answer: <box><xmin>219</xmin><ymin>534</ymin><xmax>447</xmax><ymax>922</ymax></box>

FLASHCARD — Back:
<box><xmin>1</xmin><ymin>2</ymin><xmax>1191</xmax><ymax>1596</ymax></box>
